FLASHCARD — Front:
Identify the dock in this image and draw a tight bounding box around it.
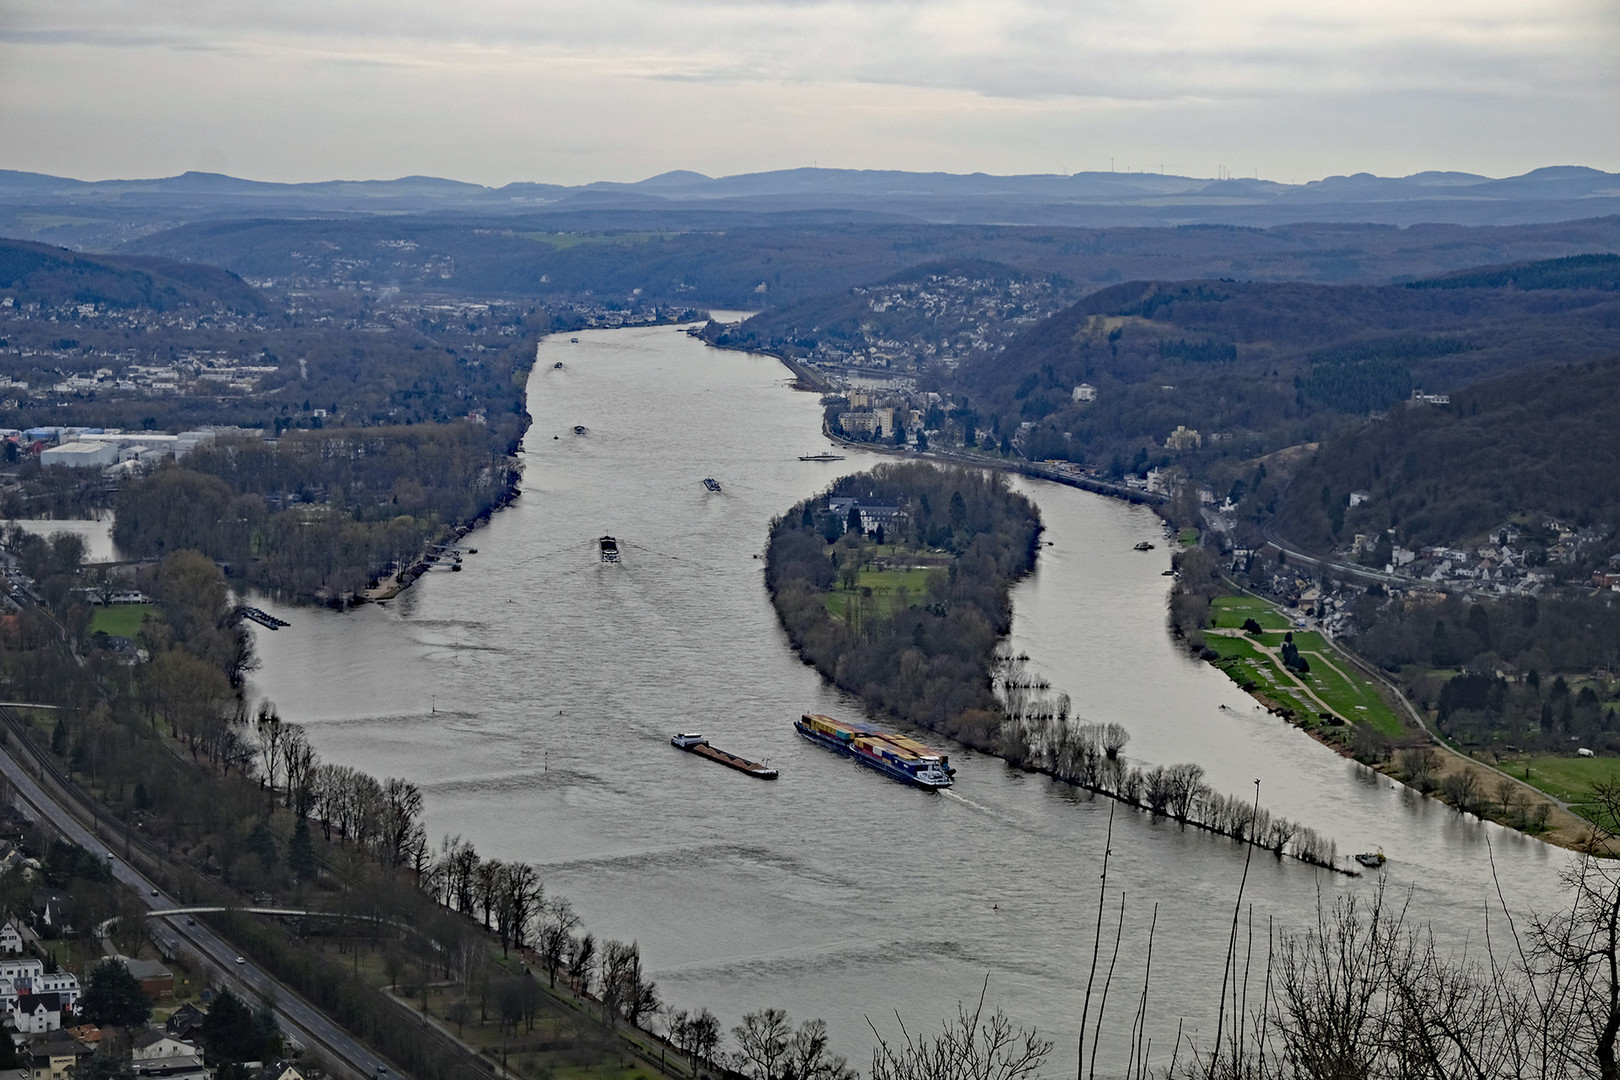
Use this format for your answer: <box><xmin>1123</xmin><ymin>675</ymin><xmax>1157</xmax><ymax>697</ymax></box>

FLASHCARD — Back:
<box><xmin>239</xmin><ymin>606</ymin><xmax>290</xmax><ymax>630</ymax></box>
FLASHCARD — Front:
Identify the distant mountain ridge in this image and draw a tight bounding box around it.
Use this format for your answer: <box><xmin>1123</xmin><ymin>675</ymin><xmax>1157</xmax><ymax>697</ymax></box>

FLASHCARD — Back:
<box><xmin>1</xmin><ymin>165</ymin><xmax>1618</xmax><ymax>247</ymax></box>
<box><xmin>5</xmin><ymin>163</ymin><xmax>1616</xmax><ymax>205</ymax></box>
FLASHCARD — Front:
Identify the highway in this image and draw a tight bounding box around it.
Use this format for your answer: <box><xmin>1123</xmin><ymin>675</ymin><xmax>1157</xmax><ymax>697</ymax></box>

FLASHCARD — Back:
<box><xmin>0</xmin><ymin>729</ymin><xmax>389</xmax><ymax>1080</ymax></box>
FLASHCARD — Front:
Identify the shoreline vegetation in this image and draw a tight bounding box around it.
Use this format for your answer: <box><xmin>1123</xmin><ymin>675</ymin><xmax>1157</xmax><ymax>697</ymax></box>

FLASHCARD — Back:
<box><xmin>0</xmin><ymin>543</ymin><xmax>858</xmax><ymax>1080</ymax></box>
<box><xmin>1167</xmin><ymin>547</ymin><xmax>1608</xmax><ymax>853</ymax></box>
<box><xmin>763</xmin><ymin>462</ymin><xmax>1343</xmax><ymax>872</ymax></box>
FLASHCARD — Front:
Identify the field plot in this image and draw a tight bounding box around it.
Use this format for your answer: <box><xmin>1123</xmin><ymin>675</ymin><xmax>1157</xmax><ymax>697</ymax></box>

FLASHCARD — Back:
<box><xmin>91</xmin><ymin>603</ymin><xmax>151</xmax><ymax>638</ymax></box>
<box><xmin>1209</xmin><ymin>595</ymin><xmax>1292</xmax><ymax>631</ymax></box>
<box><xmin>823</xmin><ymin>564</ymin><xmax>938</xmax><ymax>618</ymax></box>
<box><xmin>1205</xmin><ymin>597</ymin><xmax>1415</xmax><ymax>738</ymax></box>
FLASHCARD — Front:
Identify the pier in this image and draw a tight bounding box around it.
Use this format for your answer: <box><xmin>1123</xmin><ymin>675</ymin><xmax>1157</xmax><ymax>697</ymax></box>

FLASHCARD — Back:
<box><xmin>239</xmin><ymin>606</ymin><xmax>290</xmax><ymax>630</ymax></box>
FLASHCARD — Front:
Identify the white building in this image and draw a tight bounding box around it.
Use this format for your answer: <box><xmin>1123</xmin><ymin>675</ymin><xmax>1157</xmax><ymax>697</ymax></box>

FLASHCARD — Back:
<box><xmin>40</xmin><ymin>441</ymin><xmax>118</xmax><ymax>469</ymax></box>
<box><xmin>1072</xmin><ymin>383</ymin><xmax>1097</xmax><ymax>402</ymax></box>
<box><xmin>11</xmin><ymin>992</ymin><xmax>62</xmax><ymax>1033</ymax></box>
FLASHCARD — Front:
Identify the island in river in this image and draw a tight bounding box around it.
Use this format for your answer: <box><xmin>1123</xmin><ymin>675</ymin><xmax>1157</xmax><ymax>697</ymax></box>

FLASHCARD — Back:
<box><xmin>765</xmin><ymin>461</ymin><xmax>1342</xmax><ymax>869</ymax></box>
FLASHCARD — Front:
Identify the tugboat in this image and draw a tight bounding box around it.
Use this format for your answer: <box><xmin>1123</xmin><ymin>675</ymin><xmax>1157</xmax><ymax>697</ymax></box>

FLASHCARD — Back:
<box><xmin>599</xmin><ymin>536</ymin><xmax>621</xmax><ymax>563</ymax></box>
<box><xmin>703</xmin><ymin>478</ymin><xmax>722</xmax><ymax>492</ymax></box>
<box><xmin>1354</xmin><ymin>847</ymin><xmax>1387</xmax><ymax>869</ymax></box>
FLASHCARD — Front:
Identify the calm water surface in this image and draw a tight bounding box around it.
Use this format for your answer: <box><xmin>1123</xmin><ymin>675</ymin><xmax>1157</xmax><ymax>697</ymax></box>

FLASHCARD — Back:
<box><xmin>248</xmin><ymin>324</ymin><xmax>1565</xmax><ymax>1076</ymax></box>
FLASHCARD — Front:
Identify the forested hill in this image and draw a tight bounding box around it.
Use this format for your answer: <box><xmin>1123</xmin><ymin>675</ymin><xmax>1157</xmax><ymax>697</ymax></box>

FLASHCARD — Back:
<box><xmin>1269</xmin><ymin>356</ymin><xmax>1620</xmax><ymax>551</ymax></box>
<box><xmin>949</xmin><ymin>256</ymin><xmax>1620</xmax><ymax>468</ymax></box>
<box><xmin>701</xmin><ymin>259</ymin><xmax>1076</xmax><ymax>367</ymax></box>
<box><xmin>1405</xmin><ymin>252</ymin><xmax>1620</xmax><ymax>291</ymax></box>
<box><xmin>120</xmin><ymin>217</ymin><xmax>1620</xmax><ymax>310</ymax></box>
<box><xmin>0</xmin><ymin>238</ymin><xmax>269</xmax><ymax>313</ymax></box>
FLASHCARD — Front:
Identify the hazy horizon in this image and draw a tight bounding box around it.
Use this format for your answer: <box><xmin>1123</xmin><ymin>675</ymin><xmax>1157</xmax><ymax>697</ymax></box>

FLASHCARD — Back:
<box><xmin>4</xmin><ymin>162</ymin><xmax>1615</xmax><ymax>190</ymax></box>
<box><xmin>3</xmin><ymin>0</ymin><xmax>1616</xmax><ymax>188</ymax></box>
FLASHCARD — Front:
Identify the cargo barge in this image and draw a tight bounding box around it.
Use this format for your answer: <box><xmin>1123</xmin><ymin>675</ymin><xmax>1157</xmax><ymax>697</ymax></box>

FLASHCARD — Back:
<box><xmin>671</xmin><ymin>732</ymin><xmax>778</xmax><ymax>780</ymax></box>
<box><xmin>794</xmin><ymin>713</ymin><xmax>952</xmax><ymax>790</ymax></box>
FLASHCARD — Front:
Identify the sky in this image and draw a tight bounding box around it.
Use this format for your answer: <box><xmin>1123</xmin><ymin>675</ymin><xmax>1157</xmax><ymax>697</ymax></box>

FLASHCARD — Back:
<box><xmin>2</xmin><ymin>0</ymin><xmax>1617</xmax><ymax>187</ymax></box>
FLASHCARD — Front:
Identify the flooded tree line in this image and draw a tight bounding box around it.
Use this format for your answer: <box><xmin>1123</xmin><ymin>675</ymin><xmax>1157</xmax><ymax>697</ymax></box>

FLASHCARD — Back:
<box><xmin>995</xmin><ymin>654</ymin><xmax>1339</xmax><ymax>870</ymax></box>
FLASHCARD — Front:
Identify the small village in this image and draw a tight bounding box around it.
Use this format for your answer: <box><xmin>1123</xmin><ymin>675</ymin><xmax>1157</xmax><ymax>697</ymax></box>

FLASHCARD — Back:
<box><xmin>0</xmin><ymin>837</ymin><xmax>305</xmax><ymax>1080</ymax></box>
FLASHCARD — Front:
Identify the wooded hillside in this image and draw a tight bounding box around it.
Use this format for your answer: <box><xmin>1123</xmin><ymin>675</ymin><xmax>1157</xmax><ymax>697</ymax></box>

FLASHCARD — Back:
<box><xmin>950</xmin><ymin>256</ymin><xmax>1620</xmax><ymax>471</ymax></box>
<box><xmin>1269</xmin><ymin>355</ymin><xmax>1620</xmax><ymax>551</ymax></box>
<box><xmin>0</xmin><ymin>238</ymin><xmax>269</xmax><ymax>312</ymax></box>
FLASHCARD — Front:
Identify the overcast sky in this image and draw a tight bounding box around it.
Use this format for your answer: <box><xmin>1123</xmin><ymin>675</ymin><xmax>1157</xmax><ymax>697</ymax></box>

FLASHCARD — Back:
<box><xmin>3</xmin><ymin>0</ymin><xmax>1616</xmax><ymax>186</ymax></box>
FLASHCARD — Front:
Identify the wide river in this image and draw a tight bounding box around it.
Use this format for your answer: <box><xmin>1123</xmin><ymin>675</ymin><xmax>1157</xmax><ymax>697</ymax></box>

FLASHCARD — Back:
<box><xmin>248</xmin><ymin>323</ymin><xmax>1566</xmax><ymax>1076</ymax></box>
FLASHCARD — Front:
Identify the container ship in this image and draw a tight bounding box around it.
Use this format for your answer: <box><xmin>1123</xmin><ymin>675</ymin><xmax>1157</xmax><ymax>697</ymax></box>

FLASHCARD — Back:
<box><xmin>794</xmin><ymin>713</ymin><xmax>952</xmax><ymax>790</ymax></box>
<box><xmin>671</xmin><ymin>732</ymin><xmax>778</xmax><ymax>779</ymax></box>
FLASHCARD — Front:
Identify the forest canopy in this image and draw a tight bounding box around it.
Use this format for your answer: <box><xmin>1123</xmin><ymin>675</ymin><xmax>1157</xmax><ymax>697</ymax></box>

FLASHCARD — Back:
<box><xmin>764</xmin><ymin>462</ymin><xmax>1041</xmax><ymax>750</ymax></box>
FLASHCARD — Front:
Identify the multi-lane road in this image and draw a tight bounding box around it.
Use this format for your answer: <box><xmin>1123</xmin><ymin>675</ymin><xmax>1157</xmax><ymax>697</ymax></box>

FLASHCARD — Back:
<box><xmin>0</xmin><ymin>727</ymin><xmax>390</xmax><ymax>1080</ymax></box>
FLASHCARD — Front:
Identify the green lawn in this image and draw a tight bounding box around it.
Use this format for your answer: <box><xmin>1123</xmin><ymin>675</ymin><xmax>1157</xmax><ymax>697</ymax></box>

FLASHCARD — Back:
<box><xmin>1295</xmin><ymin>650</ymin><xmax>1406</xmax><ymax>736</ymax></box>
<box><xmin>91</xmin><ymin>603</ymin><xmax>151</xmax><ymax>638</ymax></box>
<box><xmin>824</xmin><ymin>566</ymin><xmax>939</xmax><ymax>617</ymax></box>
<box><xmin>1512</xmin><ymin>755</ymin><xmax>1620</xmax><ymax>806</ymax></box>
<box><xmin>1205</xmin><ymin>635</ymin><xmax>1324</xmax><ymax>726</ymax></box>
<box><xmin>1206</xmin><ymin>596</ymin><xmax>1413</xmax><ymax>737</ymax></box>
<box><xmin>1210</xmin><ymin>595</ymin><xmax>1292</xmax><ymax>631</ymax></box>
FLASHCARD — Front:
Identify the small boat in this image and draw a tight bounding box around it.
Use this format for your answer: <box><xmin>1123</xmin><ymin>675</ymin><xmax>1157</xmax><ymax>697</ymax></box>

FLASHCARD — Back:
<box><xmin>599</xmin><ymin>536</ymin><xmax>620</xmax><ymax>563</ymax></box>
<box><xmin>553</xmin><ymin>361</ymin><xmax>564</xmax><ymax>369</ymax></box>
<box><xmin>703</xmin><ymin>477</ymin><xmax>722</xmax><ymax>492</ymax></box>
<box><xmin>1354</xmin><ymin>848</ymin><xmax>1386</xmax><ymax>869</ymax></box>
<box><xmin>573</xmin><ymin>424</ymin><xmax>588</xmax><ymax>435</ymax></box>
<box><xmin>570</xmin><ymin>337</ymin><xmax>580</xmax><ymax>343</ymax></box>
<box><xmin>799</xmin><ymin>452</ymin><xmax>845</xmax><ymax>462</ymax></box>
<box><xmin>1134</xmin><ymin>541</ymin><xmax>1156</xmax><ymax>551</ymax></box>
<box><xmin>672</xmin><ymin>732</ymin><xmax>779</xmax><ymax>779</ymax></box>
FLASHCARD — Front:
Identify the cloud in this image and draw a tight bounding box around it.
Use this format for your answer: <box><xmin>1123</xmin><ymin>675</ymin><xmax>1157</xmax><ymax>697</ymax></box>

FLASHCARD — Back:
<box><xmin>1</xmin><ymin>0</ymin><xmax>1615</xmax><ymax>183</ymax></box>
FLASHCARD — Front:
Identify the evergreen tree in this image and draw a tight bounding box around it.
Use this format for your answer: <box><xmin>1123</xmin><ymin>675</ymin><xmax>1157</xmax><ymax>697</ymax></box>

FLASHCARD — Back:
<box><xmin>288</xmin><ymin>817</ymin><xmax>316</xmax><ymax>878</ymax></box>
<box><xmin>200</xmin><ymin>988</ymin><xmax>262</xmax><ymax>1066</ymax></box>
<box><xmin>79</xmin><ymin>959</ymin><xmax>152</xmax><ymax>1028</ymax></box>
<box><xmin>245</xmin><ymin>822</ymin><xmax>278</xmax><ymax>870</ymax></box>
<box><xmin>76</xmin><ymin>1050</ymin><xmax>135</xmax><ymax>1080</ymax></box>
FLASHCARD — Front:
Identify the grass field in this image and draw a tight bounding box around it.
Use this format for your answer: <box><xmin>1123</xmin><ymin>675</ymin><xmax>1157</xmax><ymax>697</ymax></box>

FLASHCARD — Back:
<box><xmin>1209</xmin><ymin>595</ymin><xmax>1292</xmax><ymax>631</ymax></box>
<box><xmin>1295</xmin><ymin>650</ymin><xmax>1406</xmax><ymax>736</ymax></box>
<box><xmin>1510</xmin><ymin>755</ymin><xmax>1620</xmax><ymax>806</ymax></box>
<box><xmin>91</xmin><ymin>603</ymin><xmax>151</xmax><ymax>638</ymax></box>
<box><xmin>1206</xmin><ymin>595</ymin><xmax>1414</xmax><ymax>737</ymax></box>
<box><xmin>823</xmin><ymin>566</ymin><xmax>938</xmax><ymax>617</ymax></box>
<box><xmin>1204</xmin><ymin>634</ymin><xmax>1325</xmax><ymax>726</ymax></box>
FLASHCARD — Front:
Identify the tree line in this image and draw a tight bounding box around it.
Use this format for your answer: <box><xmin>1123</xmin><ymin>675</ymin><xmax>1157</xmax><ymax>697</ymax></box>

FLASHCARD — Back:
<box><xmin>997</xmin><ymin>655</ymin><xmax>1338</xmax><ymax>869</ymax></box>
<box><xmin>112</xmin><ymin>426</ymin><xmax>519</xmax><ymax>602</ymax></box>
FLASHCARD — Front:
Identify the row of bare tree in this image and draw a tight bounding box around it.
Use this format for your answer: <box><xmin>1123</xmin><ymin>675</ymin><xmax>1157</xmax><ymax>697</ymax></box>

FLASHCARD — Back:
<box><xmin>998</xmin><ymin>657</ymin><xmax>1338</xmax><ymax>870</ymax></box>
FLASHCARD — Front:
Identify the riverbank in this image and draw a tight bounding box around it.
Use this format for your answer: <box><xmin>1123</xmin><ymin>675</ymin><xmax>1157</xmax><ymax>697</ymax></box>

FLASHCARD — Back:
<box><xmin>764</xmin><ymin>464</ymin><xmax>1347</xmax><ymax>873</ymax></box>
<box><xmin>1193</xmin><ymin>585</ymin><xmax>1608</xmax><ymax>854</ymax></box>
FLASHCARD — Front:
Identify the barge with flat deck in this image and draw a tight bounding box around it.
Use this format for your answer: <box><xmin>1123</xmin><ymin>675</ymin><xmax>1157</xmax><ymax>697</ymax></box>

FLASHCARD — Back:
<box><xmin>671</xmin><ymin>732</ymin><xmax>778</xmax><ymax>779</ymax></box>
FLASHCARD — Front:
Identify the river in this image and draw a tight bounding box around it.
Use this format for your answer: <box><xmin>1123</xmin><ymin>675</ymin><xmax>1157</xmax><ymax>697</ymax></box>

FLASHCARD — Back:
<box><xmin>244</xmin><ymin>322</ymin><xmax>1567</xmax><ymax>1076</ymax></box>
